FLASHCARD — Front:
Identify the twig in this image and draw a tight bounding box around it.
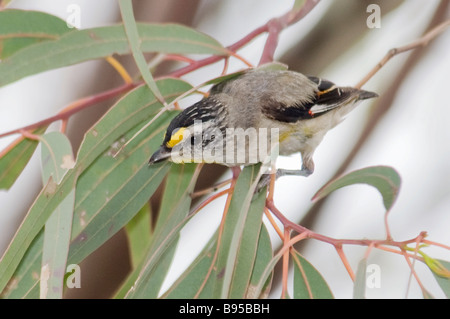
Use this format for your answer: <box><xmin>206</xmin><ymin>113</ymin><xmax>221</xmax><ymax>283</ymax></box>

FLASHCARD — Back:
<box><xmin>166</xmin><ymin>0</ymin><xmax>320</xmax><ymax>78</ymax></box>
<box><xmin>0</xmin><ymin>82</ymin><xmax>137</xmax><ymax>140</ymax></box>
<box><xmin>335</xmin><ymin>244</ymin><xmax>355</xmax><ymax>281</ymax></box>
<box><xmin>190</xmin><ymin>178</ymin><xmax>232</xmax><ymax>198</ymax></box>
<box><xmin>259</xmin><ymin>0</ymin><xmax>321</xmax><ymax>65</ymax></box>
<box><xmin>264</xmin><ymin>207</ymin><xmax>284</xmax><ymax>240</ymax></box>
<box><xmin>356</xmin><ymin>19</ymin><xmax>450</xmax><ymax>89</ymax></box>
<box><xmin>281</xmin><ymin>228</ymin><xmax>291</xmax><ymax>298</ymax></box>
<box><xmin>105</xmin><ymin>56</ymin><xmax>133</xmax><ymax>84</ymax></box>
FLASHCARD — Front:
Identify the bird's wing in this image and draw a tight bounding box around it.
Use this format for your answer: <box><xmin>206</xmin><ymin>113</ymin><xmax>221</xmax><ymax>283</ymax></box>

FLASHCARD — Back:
<box><xmin>261</xmin><ymin>76</ymin><xmax>365</xmax><ymax>123</ymax></box>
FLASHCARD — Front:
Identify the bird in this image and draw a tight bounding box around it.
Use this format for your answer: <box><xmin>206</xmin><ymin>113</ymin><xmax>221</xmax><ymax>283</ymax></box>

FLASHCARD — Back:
<box><xmin>148</xmin><ymin>68</ymin><xmax>378</xmax><ymax>184</ymax></box>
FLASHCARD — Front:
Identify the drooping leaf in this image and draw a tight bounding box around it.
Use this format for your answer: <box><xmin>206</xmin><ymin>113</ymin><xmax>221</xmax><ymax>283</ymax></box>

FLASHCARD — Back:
<box><xmin>313</xmin><ymin>166</ymin><xmax>401</xmax><ymax>212</ymax></box>
<box><xmin>125</xmin><ymin>203</ymin><xmax>152</xmax><ymax>269</ymax></box>
<box><xmin>228</xmin><ymin>188</ymin><xmax>267</xmax><ymax>298</ymax></box>
<box><xmin>0</xmin><ymin>230</ymin><xmax>43</xmax><ymax>299</ymax></box>
<box><xmin>211</xmin><ymin>164</ymin><xmax>266</xmax><ymax>298</ymax></box>
<box><xmin>39</xmin><ymin>132</ymin><xmax>75</xmax><ymax>299</ymax></box>
<box><xmin>0</xmin><ymin>127</ymin><xmax>47</xmax><ymax>190</ymax></box>
<box><xmin>124</xmin><ymin>163</ymin><xmax>199</xmax><ymax>298</ymax></box>
<box><xmin>0</xmin><ymin>78</ymin><xmax>192</xmax><ymax>294</ymax></box>
<box><xmin>0</xmin><ymin>9</ymin><xmax>73</xmax><ymax>58</ymax></box>
<box><xmin>119</xmin><ymin>0</ymin><xmax>165</xmax><ymax>104</ymax></box>
<box><xmin>0</xmin><ymin>23</ymin><xmax>226</xmax><ymax>87</ymax></box>
<box><xmin>67</xmin><ymin>112</ymin><xmax>174</xmax><ymax>265</ymax></box>
<box><xmin>161</xmin><ymin>232</ymin><xmax>218</xmax><ymax>299</ymax></box>
<box><xmin>292</xmin><ymin>251</ymin><xmax>333</xmax><ymax>299</ymax></box>
<box><xmin>246</xmin><ymin>224</ymin><xmax>273</xmax><ymax>298</ymax></box>
<box><xmin>428</xmin><ymin>259</ymin><xmax>450</xmax><ymax>298</ymax></box>
<box><xmin>353</xmin><ymin>258</ymin><xmax>367</xmax><ymax>299</ymax></box>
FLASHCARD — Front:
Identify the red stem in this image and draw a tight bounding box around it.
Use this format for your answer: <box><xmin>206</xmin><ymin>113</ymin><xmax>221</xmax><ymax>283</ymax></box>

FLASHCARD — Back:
<box><xmin>0</xmin><ymin>82</ymin><xmax>137</xmax><ymax>139</ymax></box>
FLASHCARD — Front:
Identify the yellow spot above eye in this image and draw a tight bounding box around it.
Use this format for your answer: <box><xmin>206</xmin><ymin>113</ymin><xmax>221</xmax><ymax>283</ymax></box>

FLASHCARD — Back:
<box><xmin>166</xmin><ymin>127</ymin><xmax>186</xmax><ymax>148</ymax></box>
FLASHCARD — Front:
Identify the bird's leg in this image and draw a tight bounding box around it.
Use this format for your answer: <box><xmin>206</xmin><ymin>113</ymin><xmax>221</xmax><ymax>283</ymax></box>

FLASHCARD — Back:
<box><xmin>256</xmin><ymin>166</ymin><xmax>313</xmax><ymax>193</ymax></box>
<box><xmin>276</xmin><ymin>167</ymin><xmax>313</xmax><ymax>178</ymax></box>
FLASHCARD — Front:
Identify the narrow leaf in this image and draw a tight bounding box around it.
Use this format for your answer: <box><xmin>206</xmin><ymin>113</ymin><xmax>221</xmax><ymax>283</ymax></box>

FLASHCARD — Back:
<box><xmin>292</xmin><ymin>252</ymin><xmax>334</xmax><ymax>299</ymax></box>
<box><xmin>246</xmin><ymin>224</ymin><xmax>273</xmax><ymax>299</ymax></box>
<box><xmin>0</xmin><ymin>78</ymin><xmax>192</xmax><ymax>293</ymax></box>
<box><xmin>313</xmin><ymin>166</ymin><xmax>401</xmax><ymax>211</ymax></box>
<box><xmin>125</xmin><ymin>203</ymin><xmax>152</xmax><ymax>269</ymax></box>
<box><xmin>67</xmin><ymin>112</ymin><xmax>174</xmax><ymax>265</ymax></box>
<box><xmin>0</xmin><ymin>23</ymin><xmax>226</xmax><ymax>87</ymax></box>
<box><xmin>228</xmin><ymin>188</ymin><xmax>266</xmax><ymax>298</ymax></box>
<box><xmin>212</xmin><ymin>164</ymin><xmax>266</xmax><ymax>298</ymax></box>
<box><xmin>0</xmin><ymin>230</ymin><xmax>43</xmax><ymax>299</ymax></box>
<box><xmin>0</xmin><ymin>9</ymin><xmax>73</xmax><ymax>58</ymax></box>
<box><xmin>0</xmin><ymin>127</ymin><xmax>47</xmax><ymax>190</ymax></box>
<box><xmin>39</xmin><ymin>132</ymin><xmax>75</xmax><ymax>299</ymax></box>
<box><xmin>429</xmin><ymin>259</ymin><xmax>450</xmax><ymax>298</ymax></box>
<box><xmin>119</xmin><ymin>0</ymin><xmax>165</xmax><ymax>104</ymax></box>
<box><xmin>125</xmin><ymin>164</ymin><xmax>199</xmax><ymax>298</ymax></box>
<box><xmin>161</xmin><ymin>233</ymin><xmax>218</xmax><ymax>299</ymax></box>
<box><xmin>353</xmin><ymin>258</ymin><xmax>367</xmax><ymax>299</ymax></box>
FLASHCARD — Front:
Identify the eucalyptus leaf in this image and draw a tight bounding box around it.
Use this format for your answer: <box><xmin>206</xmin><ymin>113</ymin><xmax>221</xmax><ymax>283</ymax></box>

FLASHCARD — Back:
<box><xmin>0</xmin><ymin>78</ymin><xmax>192</xmax><ymax>294</ymax></box>
<box><xmin>0</xmin><ymin>9</ymin><xmax>72</xmax><ymax>58</ymax></box>
<box><xmin>0</xmin><ymin>23</ymin><xmax>226</xmax><ymax>87</ymax></box>
<box><xmin>39</xmin><ymin>132</ymin><xmax>75</xmax><ymax>299</ymax></box>
<box><xmin>292</xmin><ymin>251</ymin><xmax>333</xmax><ymax>299</ymax></box>
<box><xmin>313</xmin><ymin>166</ymin><xmax>401</xmax><ymax>212</ymax></box>
<box><xmin>0</xmin><ymin>127</ymin><xmax>47</xmax><ymax>190</ymax></box>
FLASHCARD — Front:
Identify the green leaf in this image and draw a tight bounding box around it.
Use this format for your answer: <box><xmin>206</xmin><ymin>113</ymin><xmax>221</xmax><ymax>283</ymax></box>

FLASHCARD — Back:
<box><xmin>211</xmin><ymin>164</ymin><xmax>266</xmax><ymax>298</ymax></box>
<box><xmin>40</xmin><ymin>132</ymin><xmax>74</xmax><ymax>184</ymax></box>
<box><xmin>67</xmin><ymin>112</ymin><xmax>174</xmax><ymax>265</ymax></box>
<box><xmin>0</xmin><ymin>127</ymin><xmax>47</xmax><ymax>190</ymax></box>
<box><xmin>0</xmin><ymin>9</ymin><xmax>71</xmax><ymax>38</ymax></box>
<box><xmin>161</xmin><ymin>233</ymin><xmax>218</xmax><ymax>299</ymax></box>
<box><xmin>115</xmin><ymin>202</ymin><xmax>153</xmax><ymax>300</ymax></box>
<box><xmin>0</xmin><ymin>9</ymin><xmax>73</xmax><ymax>58</ymax></box>
<box><xmin>162</xmin><ymin>219</ymin><xmax>271</xmax><ymax>299</ymax></box>
<box><xmin>292</xmin><ymin>252</ymin><xmax>333</xmax><ymax>299</ymax></box>
<box><xmin>162</xmin><ymin>180</ymin><xmax>267</xmax><ymax>299</ymax></box>
<box><xmin>119</xmin><ymin>0</ymin><xmax>165</xmax><ymax>104</ymax></box>
<box><xmin>429</xmin><ymin>259</ymin><xmax>450</xmax><ymax>298</ymax></box>
<box><xmin>312</xmin><ymin>166</ymin><xmax>401</xmax><ymax>211</ymax></box>
<box><xmin>353</xmin><ymin>258</ymin><xmax>367</xmax><ymax>299</ymax></box>
<box><xmin>125</xmin><ymin>203</ymin><xmax>152</xmax><ymax>269</ymax></box>
<box><xmin>246</xmin><ymin>224</ymin><xmax>273</xmax><ymax>298</ymax></box>
<box><xmin>0</xmin><ymin>78</ymin><xmax>192</xmax><ymax>294</ymax></box>
<box><xmin>125</xmin><ymin>163</ymin><xmax>199</xmax><ymax>298</ymax></box>
<box><xmin>39</xmin><ymin>132</ymin><xmax>75</xmax><ymax>299</ymax></box>
<box><xmin>0</xmin><ymin>23</ymin><xmax>226</xmax><ymax>87</ymax></box>
<box><xmin>0</xmin><ymin>230</ymin><xmax>43</xmax><ymax>299</ymax></box>
<box><xmin>228</xmin><ymin>188</ymin><xmax>267</xmax><ymax>298</ymax></box>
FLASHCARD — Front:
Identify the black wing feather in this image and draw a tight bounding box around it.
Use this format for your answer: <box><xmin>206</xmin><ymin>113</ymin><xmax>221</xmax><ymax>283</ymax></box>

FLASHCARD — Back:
<box><xmin>261</xmin><ymin>77</ymin><xmax>365</xmax><ymax>123</ymax></box>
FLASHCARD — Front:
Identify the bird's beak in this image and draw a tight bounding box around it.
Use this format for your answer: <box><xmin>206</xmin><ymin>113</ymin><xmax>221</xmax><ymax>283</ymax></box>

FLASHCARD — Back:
<box><xmin>148</xmin><ymin>146</ymin><xmax>172</xmax><ymax>165</ymax></box>
<box><xmin>357</xmin><ymin>90</ymin><xmax>379</xmax><ymax>101</ymax></box>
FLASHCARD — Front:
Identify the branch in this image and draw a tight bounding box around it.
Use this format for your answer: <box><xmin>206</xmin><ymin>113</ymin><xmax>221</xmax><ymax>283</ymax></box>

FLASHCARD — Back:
<box><xmin>259</xmin><ymin>0</ymin><xmax>321</xmax><ymax>65</ymax></box>
<box><xmin>166</xmin><ymin>0</ymin><xmax>320</xmax><ymax>78</ymax></box>
<box><xmin>0</xmin><ymin>82</ymin><xmax>137</xmax><ymax>140</ymax></box>
<box><xmin>356</xmin><ymin>19</ymin><xmax>450</xmax><ymax>89</ymax></box>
